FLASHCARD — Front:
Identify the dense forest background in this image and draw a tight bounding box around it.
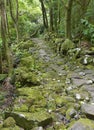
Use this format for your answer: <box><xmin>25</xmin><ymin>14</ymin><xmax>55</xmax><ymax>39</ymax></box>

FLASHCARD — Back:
<box><xmin>0</xmin><ymin>0</ymin><xmax>94</xmax><ymax>75</ymax></box>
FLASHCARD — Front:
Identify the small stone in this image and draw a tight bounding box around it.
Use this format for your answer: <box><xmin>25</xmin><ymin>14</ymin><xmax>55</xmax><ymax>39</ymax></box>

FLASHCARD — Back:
<box><xmin>79</xmin><ymin>72</ymin><xmax>85</xmax><ymax>76</ymax></box>
<box><xmin>74</xmin><ymin>114</ymin><xmax>80</xmax><ymax>120</ymax></box>
<box><xmin>48</xmin><ymin>109</ymin><xmax>52</xmax><ymax>113</ymax></box>
<box><xmin>65</xmin><ymin>78</ymin><xmax>71</xmax><ymax>84</ymax></box>
<box><xmin>85</xmin><ymin>97</ymin><xmax>90</xmax><ymax>101</ymax></box>
<box><xmin>57</xmin><ymin>80</ymin><xmax>60</xmax><ymax>82</ymax></box>
<box><xmin>58</xmin><ymin>73</ymin><xmax>62</xmax><ymax>76</ymax></box>
<box><xmin>19</xmin><ymin>114</ymin><xmax>25</xmax><ymax>118</ymax></box>
<box><xmin>66</xmin><ymin>86</ymin><xmax>72</xmax><ymax>91</ymax></box>
<box><xmin>75</xmin><ymin>94</ymin><xmax>81</xmax><ymax>100</ymax></box>
<box><xmin>86</xmin><ymin>80</ymin><xmax>93</xmax><ymax>85</ymax></box>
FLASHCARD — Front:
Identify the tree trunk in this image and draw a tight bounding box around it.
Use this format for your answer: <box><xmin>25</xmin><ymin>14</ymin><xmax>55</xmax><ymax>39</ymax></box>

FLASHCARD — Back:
<box><xmin>0</xmin><ymin>0</ymin><xmax>13</xmax><ymax>75</ymax></box>
<box><xmin>0</xmin><ymin>48</ymin><xmax>2</xmax><ymax>73</ymax></box>
<box><xmin>49</xmin><ymin>7</ymin><xmax>54</xmax><ymax>32</ymax></box>
<box><xmin>65</xmin><ymin>0</ymin><xmax>73</xmax><ymax>39</ymax></box>
<box><xmin>9</xmin><ymin>0</ymin><xmax>19</xmax><ymax>42</ymax></box>
<box><xmin>39</xmin><ymin>0</ymin><xmax>48</xmax><ymax>30</ymax></box>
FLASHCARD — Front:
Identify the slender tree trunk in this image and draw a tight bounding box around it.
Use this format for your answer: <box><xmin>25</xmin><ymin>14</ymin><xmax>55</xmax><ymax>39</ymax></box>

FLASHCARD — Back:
<box><xmin>49</xmin><ymin>7</ymin><xmax>54</xmax><ymax>32</ymax></box>
<box><xmin>9</xmin><ymin>0</ymin><xmax>19</xmax><ymax>42</ymax></box>
<box><xmin>0</xmin><ymin>0</ymin><xmax>12</xmax><ymax>75</ymax></box>
<box><xmin>65</xmin><ymin>0</ymin><xmax>73</xmax><ymax>39</ymax></box>
<box><xmin>0</xmin><ymin>48</ymin><xmax>2</xmax><ymax>73</ymax></box>
<box><xmin>39</xmin><ymin>0</ymin><xmax>48</xmax><ymax>29</ymax></box>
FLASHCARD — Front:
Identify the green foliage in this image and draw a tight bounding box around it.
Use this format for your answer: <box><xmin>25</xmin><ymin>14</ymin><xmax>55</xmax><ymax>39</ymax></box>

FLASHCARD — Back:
<box><xmin>81</xmin><ymin>19</ymin><xmax>94</xmax><ymax>43</ymax></box>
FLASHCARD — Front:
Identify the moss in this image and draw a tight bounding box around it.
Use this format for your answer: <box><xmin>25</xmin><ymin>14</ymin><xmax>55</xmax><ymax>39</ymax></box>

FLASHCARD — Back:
<box><xmin>17</xmin><ymin>87</ymin><xmax>43</xmax><ymax>100</ymax></box>
<box><xmin>15</xmin><ymin>67</ymin><xmax>40</xmax><ymax>87</ymax></box>
<box><xmin>55</xmin><ymin>96</ymin><xmax>75</xmax><ymax>107</ymax></box>
<box><xmin>1</xmin><ymin>126</ymin><xmax>20</xmax><ymax>130</ymax></box>
<box><xmin>61</xmin><ymin>39</ymin><xmax>74</xmax><ymax>55</ymax></box>
<box><xmin>17</xmin><ymin>40</ymin><xmax>34</xmax><ymax>50</ymax></box>
<box><xmin>3</xmin><ymin>117</ymin><xmax>16</xmax><ymax>128</ymax></box>
<box><xmin>54</xmin><ymin>123</ymin><xmax>66</xmax><ymax>130</ymax></box>
<box><xmin>5</xmin><ymin>111</ymin><xmax>53</xmax><ymax>129</ymax></box>
<box><xmin>66</xmin><ymin>108</ymin><xmax>76</xmax><ymax>120</ymax></box>
<box><xmin>68</xmin><ymin>118</ymin><xmax>94</xmax><ymax>130</ymax></box>
<box><xmin>13</xmin><ymin>104</ymin><xmax>28</xmax><ymax>112</ymax></box>
<box><xmin>20</xmin><ymin>56</ymin><xmax>35</xmax><ymax>68</ymax></box>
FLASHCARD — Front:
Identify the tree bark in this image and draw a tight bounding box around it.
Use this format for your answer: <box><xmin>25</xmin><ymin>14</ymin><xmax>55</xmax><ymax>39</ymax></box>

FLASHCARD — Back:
<box><xmin>39</xmin><ymin>0</ymin><xmax>48</xmax><ymax>30</ymax></box>
<box><xmin>65</xmin><ymin>0</ymin><xmax>73</xmax><ymax>39</ymax></box>
<box><xmin>0</xmin><ymin>0</ymin><xmax>13</xmax><ymax>74</ymax></box>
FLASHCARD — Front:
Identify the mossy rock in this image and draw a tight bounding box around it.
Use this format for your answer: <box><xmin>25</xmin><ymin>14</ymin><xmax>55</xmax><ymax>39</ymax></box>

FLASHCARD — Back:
<box><xmin>18</xmin><ymin>40</ymin><xmax>34</xmax><ymax>50</ymax></box>
<box><xmin>13</xmin><ymin>103</ymin><xmax>28</xmax><ymax>112</ymax></box>
<box><xmin>17</xmin><ymin>87</ymin><xmax>43</xmax><ymax>100</ymax></box>
<box><xmin>55</xmin><ymin>96</ymin><xmax>75</xmax><ymax>107</ymax></box>
<box><xmin>66</xmin><ymin>108</ymin><xmax>77</xmax><ymax>120</ymax></box>
<box><xmin>61</xmin><ymin>39</ymin><xmax>74</xmax><ymax>55</ymax></box>
<box><xmin>68</xmin><ymin>118</ymin><xmax>94</xmax><ymax>130</ymax></box>
<box><xmin>20</xmin><ymin>56</ymin><xmax>35</xmax><ymax>68</ymax></box>
<box><xmin>15</xmin><ymin>67</ymin><xmax>40</xmax><ymax>87</ymax></box>
<box><xmin>54</xmin><ymin>123</ymin><xmax>66</xmax><ymax>130</ymax></box>
<box><xmin>5</xmin><ymin>111</ymin><xmax>53</xmax><ymax>129</ymax></box>
<box><xmin>3</xmin><ymin>117</ymin><xmax>16</xmax><ymax>127</ymax></box>
<box><xmin>1</xmin><ymin>126</ymin><xmax>20</xmax><ymax>130</ymax></box>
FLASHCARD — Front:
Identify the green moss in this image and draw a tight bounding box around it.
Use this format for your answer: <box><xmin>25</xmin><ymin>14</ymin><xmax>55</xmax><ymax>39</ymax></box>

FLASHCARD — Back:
<box><xmin>3</xmin><ymin>117</ymin><xmax>16</xmax><ymax>128</ymax></box>
<box><xmin>68</xmin><ymin>118</ymin><xmax>94</xmax><ymax>130</ymax></box>
<box><xmin>17</xmin><ymin>40</ymin><xmax>34</xmax><ymax>50</ymax></box>
<box><xmin>1</xmin><ymin>126</ymin><xmax>20</xmax><ymax>130</ymax></box>
<box><xmin>55</xmin><ymin>96</ymin><xmax>75</xmax><ymax>107</ymax></box>
<box><xmin>13</xmin><ymin>104</ymin><xmax>28</xmax><ymax>112</ymax></box>
<box><xmin>17</xmin><ymin>87</ymin><xmax>43</xmax><ymax>99</ymax></box>
<box><xmin>5</xmin><ymin>111</ymin><xmax>53</xmax><ymax>129</ymax></box>
<box><xmin>20</xmin><ymin>56</ymin><xmax>35</xmax><ymax>68</ymax></box>
<box><xmin>61</xmin><ymin>39</ymin><xmax>74</xmax><ymax>54</ymax></box>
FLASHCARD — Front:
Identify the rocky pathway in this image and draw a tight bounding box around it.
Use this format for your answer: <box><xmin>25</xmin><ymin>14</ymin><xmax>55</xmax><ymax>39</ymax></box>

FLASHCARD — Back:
<box><xmin>0</xmin><ymin>38</ymin><xmax>94</xmax><ymax>130</ymax></box>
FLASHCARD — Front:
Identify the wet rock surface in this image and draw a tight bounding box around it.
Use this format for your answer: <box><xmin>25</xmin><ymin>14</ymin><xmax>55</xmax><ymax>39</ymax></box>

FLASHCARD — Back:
<box><xmin>0</xmin><ymin>38</ymin><xmax>94</xmax><ymax>129</ymax></box>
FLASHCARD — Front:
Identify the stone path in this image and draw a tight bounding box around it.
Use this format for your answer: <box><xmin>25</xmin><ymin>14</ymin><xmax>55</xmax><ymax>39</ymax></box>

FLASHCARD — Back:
<box><xmin>1</xmin><ymin>38</ymin><xmax>94</xmax><ymax>130</ymax></box>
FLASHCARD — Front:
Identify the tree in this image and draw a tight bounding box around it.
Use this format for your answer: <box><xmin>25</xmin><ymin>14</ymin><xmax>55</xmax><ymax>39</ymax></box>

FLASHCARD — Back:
<box><xmin>62</xmin><ymin>0</ymin><xmax>74</xmax><ymax>39</ymax></box>
<box><xmin>9</xmin><ymin>0</ymin><xmax>19</xmax><ymax>42</ymax></box>
<box><xmin>0</xmin><ymin>0</ymin><xmax>12</xmax><ymax>74</ymax></box>
<box><xmin>39</xmin><ymin>0</ymin><xmax>48</xmax><ymax>30</ymax></box>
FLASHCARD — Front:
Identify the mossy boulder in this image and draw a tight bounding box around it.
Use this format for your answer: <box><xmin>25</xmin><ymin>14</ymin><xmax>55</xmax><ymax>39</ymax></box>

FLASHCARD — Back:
<box><xmin>20</xmin><ymin>56</ymin><xmax>35</xmax><ymax>68</ymax></box>
<box><xmin>13</xmin><ymin>87</ymin><xmax>46</xmax><ymax>112</ymax></box>
<box><xmin>17</xmin><ymin>40</ymin><xmax>34</xmax><ymax>50</ymax></box>
<box><xmin>3</xmin><ymin>117</ymin><xmax>16</xmax><ymax>128</ymax></box>
<box><xmin>66</xmin><ymin>108</ymin><xmax>77</xmax><ymax>120</ymax></box>
<box><xmin>1</xmin><ymin>126</ymin><xmax>20</xmax><ymax>130</ymax></box>
<box><xmin>60</xmin><ymin>39</ymin><xmax>74</xmax><ymax>55</ymax></box>
<box><xmin>68</xmin><ymin>118</ymin><xmax>94</xmax><ymax>130</ymax></box>
<box><xmin>15</xmin><ymin>67</ymin><xmax>40</xmax><ymax>87</ymax></box>
<box><xmin>5</xmin><ymin>111</ymin><xmax>53</xmax><ymax>129</ymax></box>
<box><xmin>55</xmin><ymin>96</ymin><xmax>75</xmax><ymax>107</ymax></box>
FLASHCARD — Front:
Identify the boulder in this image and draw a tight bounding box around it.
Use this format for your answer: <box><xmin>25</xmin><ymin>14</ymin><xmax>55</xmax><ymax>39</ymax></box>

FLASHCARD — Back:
<box><xmin>81</xmin><ymin>104</ymin><xmax>94</xmax><ymax>119</ymax></box>
<box><xmin>5</xmin><ymin>111</ymin><xmax>53</xmax><ymax>129</ymax></box>
<box><xmin>68</xmin><ymin>118</ymin><xmax>94</xmax><ymax>130</ymax></box>
<box><xmin>60</xmin><ymin>39</ymin><xmax>74</xmax><ymax>55</ymax></box>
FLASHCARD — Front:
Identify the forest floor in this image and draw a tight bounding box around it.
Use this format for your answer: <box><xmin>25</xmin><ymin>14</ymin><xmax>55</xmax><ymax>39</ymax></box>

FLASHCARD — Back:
<box><xmin>0</xmin><ymin>38</ymin><xmax>94</xmax><ymax>130</ymax></box>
